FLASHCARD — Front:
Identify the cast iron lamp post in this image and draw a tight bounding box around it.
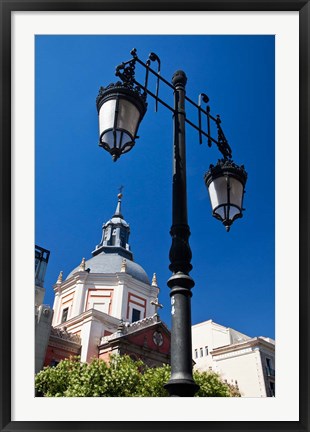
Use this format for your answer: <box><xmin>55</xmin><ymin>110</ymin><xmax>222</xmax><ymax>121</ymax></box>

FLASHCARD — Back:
<box><xmin>96</xmin><ymin>48</ymin><xmax>248</xmax><ymax>397</ymax></box>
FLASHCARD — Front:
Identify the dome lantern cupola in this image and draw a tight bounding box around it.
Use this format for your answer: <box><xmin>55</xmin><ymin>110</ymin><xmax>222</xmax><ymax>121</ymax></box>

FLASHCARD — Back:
<box><xmin>92</xmin><ymin>192</ymin><xmax>133</xmax><ymax>260</ymax></box>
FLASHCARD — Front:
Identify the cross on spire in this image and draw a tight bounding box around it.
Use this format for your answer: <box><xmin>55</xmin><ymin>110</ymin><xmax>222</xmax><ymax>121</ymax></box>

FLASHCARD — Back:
<box><xmin>150</xmin><ymin>297</ymin><xmax>163</xmax><ymax>315</ymax></box>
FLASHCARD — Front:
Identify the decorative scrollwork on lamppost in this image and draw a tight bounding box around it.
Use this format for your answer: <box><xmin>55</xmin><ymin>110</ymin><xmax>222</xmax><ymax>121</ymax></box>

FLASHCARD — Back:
<box><xmin>96</xmin><ymin>48</ymin><xmax>248</xmax><ymax>397</ymax></box>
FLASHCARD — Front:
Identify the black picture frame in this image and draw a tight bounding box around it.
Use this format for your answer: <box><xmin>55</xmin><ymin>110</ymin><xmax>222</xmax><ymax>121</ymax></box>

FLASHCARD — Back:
<box><xmin>1</xmin><ymin>1</ymin><xmax>309</xmax><ymax>431</ymax></box>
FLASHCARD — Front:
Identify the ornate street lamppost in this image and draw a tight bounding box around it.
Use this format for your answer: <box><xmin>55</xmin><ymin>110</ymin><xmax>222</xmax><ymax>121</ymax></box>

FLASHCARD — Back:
<box><xmin>96</xmin><ymin>48</ymin><xmax>248</xmax><ymax>397</ymax></box>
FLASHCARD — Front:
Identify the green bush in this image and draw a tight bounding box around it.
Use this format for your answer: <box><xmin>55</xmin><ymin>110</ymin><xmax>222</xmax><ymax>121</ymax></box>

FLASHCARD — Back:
<box><xmin>35</xmin><ymin>355</ymin><xmax>240</xmax><ymax>397</ymax></box>
<box><xmin>137</xmin><ymin>363</ymin><xmax>171</xmax><ymax>397</ymax></box>
<box><xmin>194</xmin><ymin>370</ymin><xmax>232</xmax><ymax>397</ymax></box>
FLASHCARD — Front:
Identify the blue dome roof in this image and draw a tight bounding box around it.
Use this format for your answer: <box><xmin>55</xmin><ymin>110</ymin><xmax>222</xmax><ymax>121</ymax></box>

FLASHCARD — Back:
<box><xmin>66</xmin><ymin>252</ymin><xmax>150</xmax><ymax>285</ymax></box>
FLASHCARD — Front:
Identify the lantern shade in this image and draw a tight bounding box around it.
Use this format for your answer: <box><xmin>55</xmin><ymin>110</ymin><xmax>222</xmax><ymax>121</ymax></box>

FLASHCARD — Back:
<box><xmin>204</xmin><ymin>159</ymin><xmax>247</xmax><ymax>231</ymax></box>
<box><xmin>96</xmin><ymin>83</ymin><xmax>147</xmax><ymax>161</ymax></box>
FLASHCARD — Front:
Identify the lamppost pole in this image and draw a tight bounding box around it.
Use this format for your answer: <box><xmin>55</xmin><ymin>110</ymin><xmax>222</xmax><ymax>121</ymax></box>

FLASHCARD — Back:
<box><xmin>164</xmin><ymin>70</ymin><xmax>199</xmax><ymax>397</ymax></box>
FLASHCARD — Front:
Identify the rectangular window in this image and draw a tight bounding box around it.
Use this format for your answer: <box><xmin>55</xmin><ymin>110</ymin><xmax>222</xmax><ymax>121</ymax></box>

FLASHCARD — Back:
<box><xmin>132</xmin><ymin>308</ymin><xmax>141</xmax><ymax>323</ymax></box>
<box><xmin>205</xmin><ymin>346</ymin><xmax>209</xmax><ymax>356</ymax></box>
<box><xmin>266</xmin><ymin>358</ymin><xmax>275</xmax><ymax>377</ymax></box>
<box><xmin>194</xmin><ymin>349</ymin><xmax>198</xmax><ymax>359</ymax></box>
<box><xmin>61</xmin><ymin>307</ymin><xmax>69</xmax><ymax>323</ymax></box>
<box><xmin>200</xmin><ymin>347</ymin><xmax>203</xmax><ymax>357</ymax></box>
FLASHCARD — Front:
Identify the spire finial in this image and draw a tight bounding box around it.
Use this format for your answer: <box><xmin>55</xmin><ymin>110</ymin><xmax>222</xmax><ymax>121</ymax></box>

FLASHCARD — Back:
<box><xmin>118</xmin><ymin>185</ymin><xmax>124</xmax><ymax>198</ymax></box>
<box><xmin>114</xmin><ymin>186</ymin><xmax>124</xmax><ymax>217</ymax></box>
<box><xmin>152</xmin><ymin>273</ymin><xmax>158</xmax><ymax>287</ymax></box>
<box><xmin>117</xmin><ymin>319</ymin><xmax>125</xmax><ymax>334</ymax></box>
<box><xmin>79</xmin><ymin>257</ymin><xmax>86</xmax><ymax>271</ymax></box>
<box><xmin>121</xmin><ymin>258</ymin><xmax>127</xmax><ymax>272</ymax></box>
<box><xmin>56</xmin><ymin>271</ymin><xmax>63</xmax><ymax>284</ymax></box>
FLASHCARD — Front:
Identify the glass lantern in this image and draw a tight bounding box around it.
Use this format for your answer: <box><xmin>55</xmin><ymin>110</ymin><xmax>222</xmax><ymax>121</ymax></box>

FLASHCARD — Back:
<box><xmin>204</xmin><ymin>159</ymin><xmax>247</xmax><ymax>231</ymax></box>
<box><xmin>96</xmin><ymin>83</ymin><xmax>147</xmax><ymax>161</ymax></box>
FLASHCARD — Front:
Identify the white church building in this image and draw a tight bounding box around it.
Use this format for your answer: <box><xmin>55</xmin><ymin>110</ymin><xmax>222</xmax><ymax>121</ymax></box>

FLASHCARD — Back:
<box><xmin>44</xmin><ymin>193</ymin><xmax>170</xmax><ymax>367</ymax></box>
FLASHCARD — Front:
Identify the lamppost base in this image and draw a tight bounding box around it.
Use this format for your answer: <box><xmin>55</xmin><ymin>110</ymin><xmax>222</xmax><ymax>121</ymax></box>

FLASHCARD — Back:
<box><xmin>164</xmin><ymin>378</ymin><xmax>200</xmax><ymax>397</ymax></box>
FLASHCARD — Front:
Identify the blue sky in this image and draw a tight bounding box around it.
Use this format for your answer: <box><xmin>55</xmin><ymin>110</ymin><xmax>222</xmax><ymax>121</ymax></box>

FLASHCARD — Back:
<box><xmin>35</xmin><ymin>35</ymin><xmax>275</xmax><ymax>339</ymax></box>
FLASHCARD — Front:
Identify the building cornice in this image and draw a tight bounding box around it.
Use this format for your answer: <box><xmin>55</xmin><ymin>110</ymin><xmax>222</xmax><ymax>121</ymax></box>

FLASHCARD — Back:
<box><xmin>211</xmin><ymin>337</ymin><xmax>275</xmax><ymax>357</ymax></box>
<box><xmin>53</xmin><ymin>271</ymin><xmax>91</xmax><ymax>292</ymax></box>
<box><xmin>99</xmin><ymin>315</ymin><xmax>169</xmax><ymax>346</ymax></box>
<box><xmin>99</xmin><ymin>337</ymin><xmax>170</xmax><ymax>362</ymax></box>
<box><xmin>54</xmin><ymin>308</ymin><xmax>120</xmax><ymax>330</ymax></box>
<box><xmin>50</xmin><ymin>327</ymin><xmax>81</xmax><ymax>344</ymax></box>
<box><xmin>53</xmin><ymin>270</ymin><xmax>156</xmax><ymax>298</ymax></box>
<box><xmin>115</xmin><ymin>272</ymin><xmax>154</xmax><ymax>290</ymax></box>
<box><xmin>48</xmin><ymin>337</ymin><xmax>81</xmax><ymax>353</ymax></box>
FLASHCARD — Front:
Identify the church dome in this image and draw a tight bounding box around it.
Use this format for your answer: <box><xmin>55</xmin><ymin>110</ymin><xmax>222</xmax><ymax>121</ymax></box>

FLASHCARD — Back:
<box><xmin>66</xmin><ymin>252</ymin><xmax>150</xmax><ymax>285</ymax></box>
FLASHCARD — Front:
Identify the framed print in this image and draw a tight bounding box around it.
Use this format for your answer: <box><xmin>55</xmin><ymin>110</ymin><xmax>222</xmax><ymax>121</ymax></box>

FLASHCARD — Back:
<box><xmin>1</xmin><ymin>1</ymin><xmax>309</xmax><ymax>431</ymax></box>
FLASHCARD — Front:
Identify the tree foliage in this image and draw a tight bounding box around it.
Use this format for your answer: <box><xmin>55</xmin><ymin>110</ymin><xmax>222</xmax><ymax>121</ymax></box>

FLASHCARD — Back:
<box><xmin>35</xmin><ymin>355</ymin><xmax>240</xmax><ymax>397</ymax></box>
